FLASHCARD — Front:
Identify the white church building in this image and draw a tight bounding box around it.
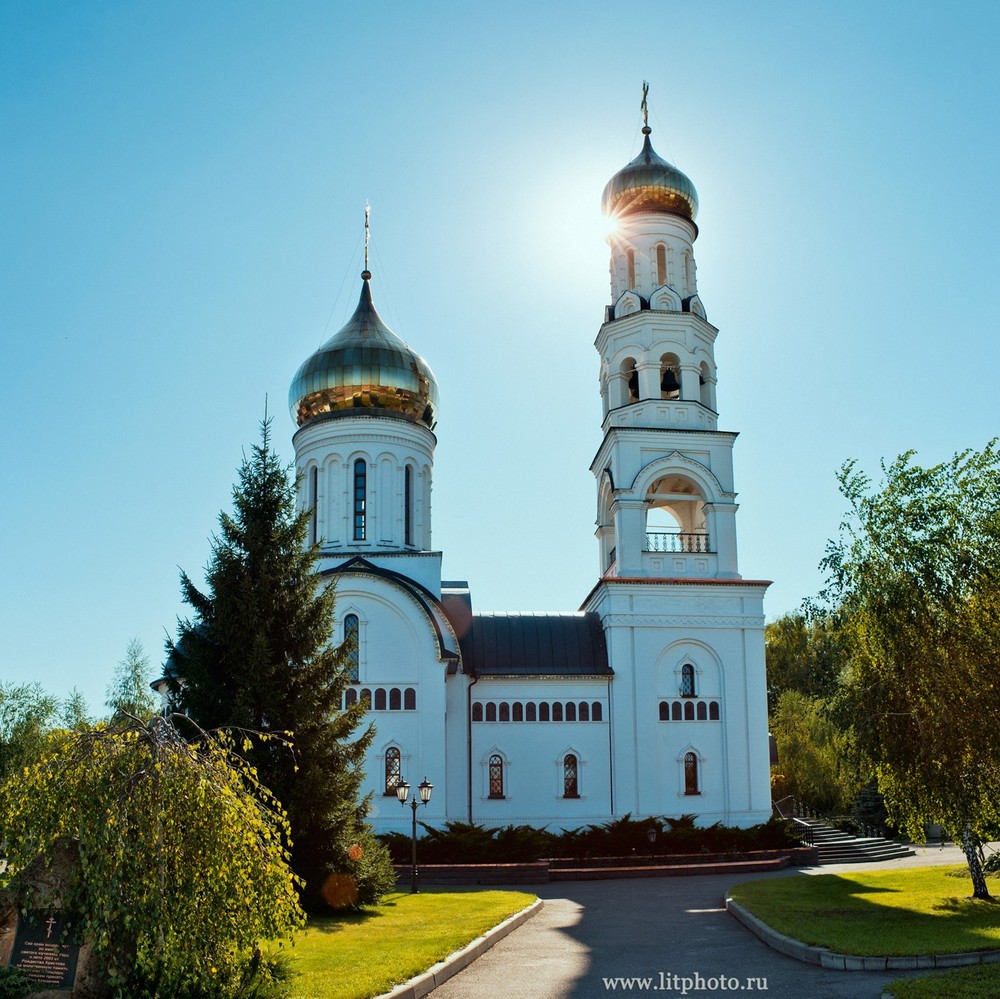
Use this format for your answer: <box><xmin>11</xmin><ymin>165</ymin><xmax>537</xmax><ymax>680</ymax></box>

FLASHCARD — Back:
<box><xmin>286</xmin><ymin>117</ymin><xmax>772</xmax><ymax>834</ymax></box>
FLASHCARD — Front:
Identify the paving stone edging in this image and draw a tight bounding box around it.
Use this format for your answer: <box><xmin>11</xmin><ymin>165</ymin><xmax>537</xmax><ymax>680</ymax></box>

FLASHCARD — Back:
<box><xmin>377</xmin><ymin>899</ymin><xmax>543</xmax><ymax>999</ymax></box>
<box><xmin>726</xmin><ymin>896</ymin><xmax>1000</xmax><ymax>971</ymax></box>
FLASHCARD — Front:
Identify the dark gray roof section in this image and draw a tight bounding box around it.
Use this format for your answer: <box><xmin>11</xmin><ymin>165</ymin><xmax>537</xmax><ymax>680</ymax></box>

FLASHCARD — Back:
<box><xmin>455</xmin><ymin>612</ymin><xmax>612</xmax><ymax>677</ymax></box>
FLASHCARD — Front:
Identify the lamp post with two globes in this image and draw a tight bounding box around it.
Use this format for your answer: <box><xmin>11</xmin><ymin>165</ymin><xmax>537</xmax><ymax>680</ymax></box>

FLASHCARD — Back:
<box><xmin>396</xmin><ymin>776</ymin><xmax>433</xmax><ymax>893</ymax></box>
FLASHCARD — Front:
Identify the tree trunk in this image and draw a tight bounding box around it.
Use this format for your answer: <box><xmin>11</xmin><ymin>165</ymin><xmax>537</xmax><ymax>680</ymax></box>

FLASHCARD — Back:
<box><xmin>962</xmin><ymin>822</ymin><xmax>993</xmax><ymax>901</ymax></box>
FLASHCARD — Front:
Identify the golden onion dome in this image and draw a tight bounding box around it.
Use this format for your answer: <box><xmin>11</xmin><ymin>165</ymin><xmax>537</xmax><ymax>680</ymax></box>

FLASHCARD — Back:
<box><xmin>289</xmin><ymin>272</ymin><xmax>439</xmax><ymax>430</ymax></box>
<box><xmin>601</xmin><ymin>126</ymin><xmax>699</xmax><ymax>222</ymax></box>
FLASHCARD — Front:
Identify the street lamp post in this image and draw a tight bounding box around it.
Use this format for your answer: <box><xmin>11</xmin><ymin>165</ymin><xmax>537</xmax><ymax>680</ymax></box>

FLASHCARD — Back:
<box><xmin>646</xmin><ymin>824</ymin><xmax>658</xmax><ymax>859</ymax></box>
<box><xmin>396</xmin><ymin>776</ymin><xmax>433</xmax><ymax>893</ymax></box>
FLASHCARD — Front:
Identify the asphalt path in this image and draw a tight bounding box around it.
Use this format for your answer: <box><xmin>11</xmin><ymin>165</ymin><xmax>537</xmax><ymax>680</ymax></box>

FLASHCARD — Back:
<box><xmin>429</xmin><ymin>845</ymin><xmax>973</xmax><ymax>999</ymax></box>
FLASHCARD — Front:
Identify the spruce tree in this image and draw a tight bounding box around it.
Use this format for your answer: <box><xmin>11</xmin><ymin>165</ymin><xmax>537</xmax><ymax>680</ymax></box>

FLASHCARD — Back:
<box><xmin>167</xmin><ymin>417</ymin><xmax>392</xmax><ymax>910</ymax></box>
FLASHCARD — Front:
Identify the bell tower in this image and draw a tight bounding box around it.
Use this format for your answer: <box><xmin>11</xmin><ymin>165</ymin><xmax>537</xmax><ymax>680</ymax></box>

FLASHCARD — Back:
<box><xmin>592</xmin><ymin>108</ymin><xmax>738</xmax><ymax>582</ymax></box>
<box><xmin>583</xmin><ymin>93</ymin><xmax>771</xmax><ymax>826</ymax></box>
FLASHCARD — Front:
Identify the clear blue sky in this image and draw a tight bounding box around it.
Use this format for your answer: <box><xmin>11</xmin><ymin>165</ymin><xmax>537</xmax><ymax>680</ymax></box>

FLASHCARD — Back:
<box><xmin>3</xmin><ymin>1</ymin><xmax>999</xmax><ymax>712</ymax></box>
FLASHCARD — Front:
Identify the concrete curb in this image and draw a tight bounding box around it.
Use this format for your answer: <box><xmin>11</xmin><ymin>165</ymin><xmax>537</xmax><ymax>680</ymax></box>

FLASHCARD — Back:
<box><xmin>377</xmin><ymin>898</ymin><xmax>543</xmax><ymax>999</ymax></box>
<box><xmin>726</xmin><ymin>896</ymin><xmax>1000</xmax><ymax>971</ymax></box>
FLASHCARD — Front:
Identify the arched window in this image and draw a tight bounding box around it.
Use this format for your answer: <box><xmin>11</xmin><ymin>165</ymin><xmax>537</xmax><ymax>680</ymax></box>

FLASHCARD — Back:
<box><xmin>627</xmin><ymin>247</ymin><xmax>636</xmax><ymax>288</ymax></box>
<box><xmin>488</xmin><ymin>754</ymin><xmax>504</xmax><ymax>799</ymax></box>
<box><xmin>539</xmin><ymin>702</ymin><xmax>550</xmax><ymax>722</ymax></box>
<box><xmin>472</xmin><ymin>702</ymin><xmax>483</xmax><ymax>722</ymax></box>
<box><xmin>659</xmin><ymin>702</ymin><xmax>669</xmax><ymax>721</ymax></box>
<box><xmin>681</xmin><ymin>664</ymin><xmax>696</xmax><ymax>697</ymax></box>
<box><xmin>499</xmin><ymin>702</ymin><xmax>510</xmax><ymax>722</ymax></box>
<box><xmin>578</xmin><ymin>702</ymin><xmax>589</xmax><ymax>722</ymax></box>
<box><xmin>709</xmin><ymin>700</ymin><xmax>720</xmax><ymax>720</ymax></box>
<box><xmin>344</xmin><ymin>688</ymin><xmax>358</xmax><ymax>708</ymax></box>
<box><xmin>563</xmin><ymin>754</ymin><xmax>579</xmax><ymax>798</ymax></box>
<box><xmin>684</xmin><ymin>701</ymin><xmax>695</xmax><ymax>721</ymax></box>
<box><xmin>660</xmin><ymin>353</ymin><xmax>680</xmax><ymax>400</ymax></box>
<box><xmin>621</xmin><ymin>358</ymin><xmax>639</xmax><ymax>406</ymax></box>
<box><xmin>344</xmin><ymin>614</ymin><xmax>360</xmax><ymax>682</ymax></box>
<box><xmin>526</xmin><ymin>702</ymin><xmax>537</xmax><ymax>722</ymax></box>
<box><xmin>384</xmin><ymin>747</ymin><xmax>401</xmax><ymax>795</ymax></box>
<box><xmin>565</xmin><ymin>702</ymin><xmax>576</xmax><ymax>722</ymax></box>
<box><xmin>360</xmin><ymin>688</ymin><xmax>372</xmax><ymax>706</ymax></box>
<box><xmin>404</xmin><ymin>465</ymin><xmax>414</xmax><ymax>547</ymax></box>
<box><xmin>404</xmin><ymin>687</ymin><xmax>416</xmax><ymax>710</ymax></box>
<box><xmin>374</xmin><ymin>688</ymin><xmax>387</xmax><ymax>711</ymax></box>
<box><xmin>656</xmin><ymin>244</ymin><xmax>667</xmax><ymax>286</ymax></box>
<box><xmin>696</xmin><ymin>701</ymin><xmax>707</xmax><ymax>721</ymax></box>
<box><xmin>485</xmin><ymin>702</ymin><xmax>497</xmax><ymax>722</ymax></box>
<box><xmin>552</xmin><ymin>702</ymin><xmax>563</xmax><ymax>722</ymax></box>
<box><xmin>389</xmin><ymin>687</ymin><xmax>401</xmax><ymax>711</ymax></box>
<box><xmin>591</xmin><ymin>702</ymin><xmax>603</xmax><ymax>722</ymax></box>
<box><xmin>353</xmin><ymin>459</ymin><xmax>367</xmax><ymax>541</ymax></box>
<box><xmin>309</xmin><ymin>466</ymin><xmax>318</xmax><ymax>546</ymax></box>
<box><xmin>671</xmin><ymin>702</ymin><xmax>682</xmax><ymax>721</ymax></box>
<box><xmin>512</xmin><ymin>702</ymin><xmax>524</xmax><ymax>722</ymax></box>
<box><xmin>684</xmin><ymin>752</ymin><xmax>699</xmax><ymax>795</ymax></box>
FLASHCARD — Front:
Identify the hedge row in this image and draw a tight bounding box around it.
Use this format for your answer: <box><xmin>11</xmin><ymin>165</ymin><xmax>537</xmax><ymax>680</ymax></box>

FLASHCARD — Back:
<box><xmin>378</xmin><ymin>814</ymin><xmax>803</xmax><ymax>864</ymax></box>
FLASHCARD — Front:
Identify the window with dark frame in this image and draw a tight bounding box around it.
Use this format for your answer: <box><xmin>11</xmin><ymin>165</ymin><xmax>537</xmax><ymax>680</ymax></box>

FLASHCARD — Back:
<box><xmin>353</xmin><ymin>458</ymin><xmax>367</xmax><ymax>540</ymax></box>
<box><xmin>384</xmin><ymin>746</ymin><xmax>401</xmax><ymax>795</ymax></box>
<box><xmin>344</xmin><ymin>614</ymin><xmax>359</xmax><ymax>682</ymax></box>
<box><xmin>309</xmin><ymin>466</ymin><xmax>318</xmax><ymax>545</ymax></box>
<box><xmin>563</xmin><ymin>753</ymin><xmax>579</xmax><ymax>798</ymax></box>
<box><xmin>684</xmin><ymin>751</ymin><xmax>699</xmax><ymax>795</ymax></box>
<box><xmin>681</xmin><ymin>663</ymin><xmax>695</xmax><ymax>697</ymax></box>
<box><xmin>404</xmin><ymin>464</ymin><xmax>413</xmax><ymax>546</ymax></box>
<box><xmin>488</xmin><ymin>754</ymin><xmax>504</xmax><ymax>798</ymax></box>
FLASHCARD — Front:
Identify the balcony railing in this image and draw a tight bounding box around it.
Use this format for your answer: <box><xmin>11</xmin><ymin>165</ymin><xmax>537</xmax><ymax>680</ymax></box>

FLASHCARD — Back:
<box><xmin>644</xmin><ymin>531</ymin><xmax>712</xmax><ymax>554</ymax></box>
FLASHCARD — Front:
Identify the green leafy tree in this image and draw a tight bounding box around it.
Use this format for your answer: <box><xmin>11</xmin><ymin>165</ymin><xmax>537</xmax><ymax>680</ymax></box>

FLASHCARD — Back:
<box><xmin>764</xmin><ymin>609</ymin><xmax>850</xmax><ymax>713</ymax></box>
<box><xmin>769</xmin><ymin>690</ymin><xmax>858</xmax><ymax>813</ymax></box>
<box><xmin>61</xmin><ymin>688</ymin><xmax>92</xmax><ymax>731</ymax></box>
<box><xmin>0</xmin><ymin>682</ymin><xmax>58</xmax><ymax>783</ymax></box>
<box><xmin>0</xmin><ymin>716</ymin><xmax>303</xmax><ymax>999</ymax></box>
<box><xmin>824</xmin><ymin>441</ymin><xmax>1000</xmax><ymax>899</ymax></box>
<box><xmin>167</xmin><ymin>417</ymin><xmax>393</xmax><ymax>910</ymax></box>
<box><xmin>106</xmin><ymin>637</ymin><xmax>158</xmax><ymax>721</ymax></box>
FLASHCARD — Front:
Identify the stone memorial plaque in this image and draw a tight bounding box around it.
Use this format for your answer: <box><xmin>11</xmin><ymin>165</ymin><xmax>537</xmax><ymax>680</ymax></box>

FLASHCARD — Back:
<box><xmin>9</xmin><ymin>912</ymin><xmax>79</xmax><ymax>990</ymax></box>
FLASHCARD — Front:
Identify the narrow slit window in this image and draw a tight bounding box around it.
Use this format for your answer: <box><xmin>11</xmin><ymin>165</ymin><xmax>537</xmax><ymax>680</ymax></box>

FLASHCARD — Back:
<box><xmin>488</xmin><ymin>754</ymin><xmax>504</xmax><ymax>798</ymax></box>
<box><xmin>384</xmin><ymin>747</ymin><xmax>401</xmax><ymax>795</ymax></box>
<box><xmin>344</xmin><ymin>614</ymin><xmax>359</xmax><ymax>682</ymax></box>
<box><xmin>353</xmin><ymin>459</ymin><xmax>367</xmax><ymax>541</ymax></box>
<box><xmin>563</xmin><ymin>754</ymin><xmax>579</xmax><ymax>798</ymax></box>
<box><xmin>656</xmin><ymin>244</ymin><xmax>667</xmax><ymax>286</ymax></box>
<box><xmin>684</xmin><ymin>752</ymin><xmax>699</xmax><ymax>795</ymax></box>
<box><xmin>309</xmin><ymin>466</ymin><xmax>318</xmax><ymax>546</ymax></box>
<box><xmin>627</xmin><ymin>248</ymin><xmax>636</xmax><ymax>289</ymax></box>
<box><xmin>404</xmin><ymin>465</ymin><xmax>413</xmax><ymax>546</ymax></box>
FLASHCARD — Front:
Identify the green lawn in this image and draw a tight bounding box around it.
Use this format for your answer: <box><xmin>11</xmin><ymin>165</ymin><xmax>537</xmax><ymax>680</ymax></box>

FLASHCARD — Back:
<box><xmin>885</xmin><ymin>964</ymin><xmax>1000</xmax><ymax>999</ymax></box>
<box><xmin>730</xmin><ymin>867</ymin><xmax>1000</xmax><ymax>957</ymax></box>
<box><xmin>285</xmin><ymin>890</ymin><xmax>536</xmax><ymax>999</ymax></box>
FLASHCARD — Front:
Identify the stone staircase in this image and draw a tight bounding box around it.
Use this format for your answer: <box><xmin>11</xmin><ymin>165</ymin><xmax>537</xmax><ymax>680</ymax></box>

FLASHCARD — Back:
<box><xmin>793</xmin><ymin>816</ymin><xmax>915</xmax><ymax>865</ymax></box>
